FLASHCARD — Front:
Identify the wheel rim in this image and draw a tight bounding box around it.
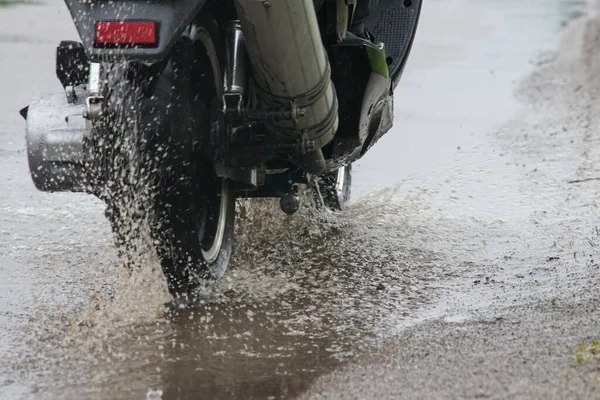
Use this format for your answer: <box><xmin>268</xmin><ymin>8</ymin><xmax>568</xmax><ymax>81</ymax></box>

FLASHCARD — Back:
<box><xmin>200</xmin><ymin>179</ymin><xmax>229</xmax><ymax>264</ymax></box>
<box><xmin>335</xmin><ymin>165</ymin><xmax>348</xmax><ymax>200</ymax></box>
<box><xmin>192</xmin><ymin>23</ymin><xmax>228</xmax><ymax>265</ymax></box>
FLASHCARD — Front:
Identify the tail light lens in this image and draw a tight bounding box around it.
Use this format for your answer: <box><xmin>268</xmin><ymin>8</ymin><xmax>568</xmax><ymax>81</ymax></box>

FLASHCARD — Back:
<box><xmin>95</xmin><ymin>21</ymin><xmax>157</xmax><ymax>46</ymax></box>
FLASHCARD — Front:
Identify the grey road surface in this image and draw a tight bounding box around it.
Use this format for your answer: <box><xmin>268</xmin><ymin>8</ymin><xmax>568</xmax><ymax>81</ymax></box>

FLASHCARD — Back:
<box><xmin>1</xmin><ymin>0</ymin><xmax>600</xmax><ymax>399</ymax></box>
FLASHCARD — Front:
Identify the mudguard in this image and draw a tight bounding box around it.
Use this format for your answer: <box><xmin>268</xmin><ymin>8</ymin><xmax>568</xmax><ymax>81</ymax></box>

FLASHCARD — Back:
<box><xmin>64</xmin><ymin>0</ymin><xmax>209</xmax><ymax>63</ymax></box>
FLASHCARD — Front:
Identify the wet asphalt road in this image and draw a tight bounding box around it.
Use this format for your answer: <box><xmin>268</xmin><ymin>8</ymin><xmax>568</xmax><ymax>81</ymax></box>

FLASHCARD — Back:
<box><xmin>2</xmin><ymin>0</ymin><xmax>600</xmax><ymax>399</ymax></box>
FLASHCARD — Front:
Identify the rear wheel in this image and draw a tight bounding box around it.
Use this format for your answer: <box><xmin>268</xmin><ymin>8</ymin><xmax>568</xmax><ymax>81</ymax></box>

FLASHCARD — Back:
<box><xmin>93</xmin><ymin>15</ymin><xmax>236</xmax><ymax>298</ymax></box>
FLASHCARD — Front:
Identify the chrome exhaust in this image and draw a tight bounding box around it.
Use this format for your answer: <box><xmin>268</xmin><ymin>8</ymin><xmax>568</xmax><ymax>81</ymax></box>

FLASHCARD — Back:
<box><xmin>233</xmin><ymin>0</ymin><xmax>338</xmax><ymax>175</ymax></box>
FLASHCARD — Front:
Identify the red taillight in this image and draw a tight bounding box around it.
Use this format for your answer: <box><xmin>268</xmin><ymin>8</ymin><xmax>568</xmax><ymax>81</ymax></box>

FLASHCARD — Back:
<box><xmin>95</xmin><ymin>21</ymin><xmax>157</xmax><ymax>45</ymax></box>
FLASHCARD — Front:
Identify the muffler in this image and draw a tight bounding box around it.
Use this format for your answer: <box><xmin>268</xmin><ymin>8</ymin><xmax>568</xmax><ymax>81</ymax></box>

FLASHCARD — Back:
<box><xmin>233</xmin><ymin>0</ymin><xmax>338</xmax><ymax>175</ymax></box>
<box><xmin>25</xmin><ymin>93</ymin><xmax>89</xmax><ymax>192</ymax></box>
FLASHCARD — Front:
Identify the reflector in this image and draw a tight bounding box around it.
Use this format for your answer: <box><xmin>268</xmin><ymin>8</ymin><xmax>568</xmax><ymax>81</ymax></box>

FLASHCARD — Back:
<box><xmin>95</xmin><ymin>21</ymin><xmax>157</xmax><ymax>45</ymax></box>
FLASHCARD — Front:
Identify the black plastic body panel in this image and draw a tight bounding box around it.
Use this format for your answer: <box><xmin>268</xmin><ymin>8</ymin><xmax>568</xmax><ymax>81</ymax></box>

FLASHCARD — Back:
<box><xmin>366</xmin><ymin>0</ymin><xmax>423</xmax><ymax>90</ymax></box>
<box><xmin>322</xmin><ymin>0</ymin><xmax>421</xmax><ymax>169</ymax></box>
<box><xmin>325</xmin><ymin>38</ymin><xmax>390</xmax><ymax>169</ymax></box>
<box><xmin>326</xmin><ymin>42</ymin><xmax>371</xmax><ymax>164</ymax></box>
<box><xmin>63</xmin><ymin>0</ymin><xmax>209</xmax><ymax>63</ymax></box>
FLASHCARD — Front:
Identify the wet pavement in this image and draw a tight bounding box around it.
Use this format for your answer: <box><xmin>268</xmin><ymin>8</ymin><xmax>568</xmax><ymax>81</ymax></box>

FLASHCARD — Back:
<box><xmin>2</xmin><ymin>0</ymin><xmax>600</xmax><ymax>399</ymax></box>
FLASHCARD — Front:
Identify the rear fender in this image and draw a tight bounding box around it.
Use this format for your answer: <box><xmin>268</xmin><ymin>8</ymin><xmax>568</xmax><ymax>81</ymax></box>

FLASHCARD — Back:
<box><xmin>64</xmin><ymin>0</ymin><xmax>209</xmax><ymax>63</ymax></box>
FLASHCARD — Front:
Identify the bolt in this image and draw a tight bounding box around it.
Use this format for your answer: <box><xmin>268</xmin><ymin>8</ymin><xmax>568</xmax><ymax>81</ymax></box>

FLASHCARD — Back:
<box><xmin>262</xmin><ymin>0</ymin><xmax>271</xmax><ymax>8</ymax></box>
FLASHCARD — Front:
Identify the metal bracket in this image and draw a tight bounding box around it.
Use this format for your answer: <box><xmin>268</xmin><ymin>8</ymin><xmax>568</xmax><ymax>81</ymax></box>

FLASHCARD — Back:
<box><xmin>83</xmin><ymin>62</ymin><xmax>104</xmax><ymax>121</ymax></box>
<box><xmin>215</xmin><ymin>164</ymin><xmax>263</xmax><ymax>189</ymax></box>
<box><xmin>83</xmin><ymin>97</ymin><xmax>104</xmax><ymax>121</ymax></box>
<box><xmin>65</xmin><ymin>85</ymin><xmax>77</xmax><ymax>104</ymax></box>
<box><xmin>222</xmin><ymin>92</ymin><xmax>244</xmax><ymax>117</ymax></box>
<box><xmin>222</xmin><ymin>94</ymin><xmax>305</xmax><ymax>124</ymax></box>
<box><xmin>241</xmin><ymin>105</ymin><xmax>305</xmax><ymax>123</ymax></box>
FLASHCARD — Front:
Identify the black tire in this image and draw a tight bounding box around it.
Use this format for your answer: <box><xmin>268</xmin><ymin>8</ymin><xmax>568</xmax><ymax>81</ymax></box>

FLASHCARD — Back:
<box><xmin>312</xmin><ymin>164</ymin><xmax>352</xmax><ymax>211</ymax></box>
<box><xmin>92</xmin><ymin>14</ymin><xmax>236</xmax><ymax>298</ymax></box>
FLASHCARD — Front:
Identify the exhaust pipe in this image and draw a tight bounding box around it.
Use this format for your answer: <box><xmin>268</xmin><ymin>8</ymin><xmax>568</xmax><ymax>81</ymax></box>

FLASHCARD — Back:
<box><xmin>233</xmin><ymin>0</ymin><xmax>338</xmax><ymax>175</ymax></box>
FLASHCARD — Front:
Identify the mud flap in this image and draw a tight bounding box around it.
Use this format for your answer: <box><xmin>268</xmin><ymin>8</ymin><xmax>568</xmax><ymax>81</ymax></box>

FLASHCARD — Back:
<box><xmin>366</xmin><ymin>0</ymin><xmax>422</xmax><ymax>89</ymax></box>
